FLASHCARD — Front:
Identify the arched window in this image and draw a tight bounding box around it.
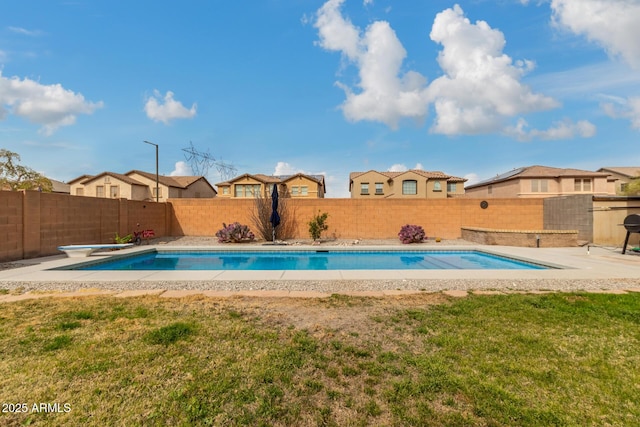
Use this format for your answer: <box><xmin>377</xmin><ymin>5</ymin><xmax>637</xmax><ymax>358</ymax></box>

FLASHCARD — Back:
<box><xmin>433</xmin><ymin>180</ymin><xmax>442</xmax><ymax>191</ymax></box>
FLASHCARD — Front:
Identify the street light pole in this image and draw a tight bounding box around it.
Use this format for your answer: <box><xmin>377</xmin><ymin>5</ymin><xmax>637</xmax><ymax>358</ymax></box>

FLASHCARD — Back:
<box><xmin>143</xmin><ymin>140</ymin><xmax>159</xmax><ymax>202</ymax></box>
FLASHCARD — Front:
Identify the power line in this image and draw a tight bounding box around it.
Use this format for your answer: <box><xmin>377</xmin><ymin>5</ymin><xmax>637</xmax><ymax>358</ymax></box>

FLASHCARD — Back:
<box><xmin>182</xmin><ymin>141</ymin><xmax>237</xmax><ymax>181</ymax></box>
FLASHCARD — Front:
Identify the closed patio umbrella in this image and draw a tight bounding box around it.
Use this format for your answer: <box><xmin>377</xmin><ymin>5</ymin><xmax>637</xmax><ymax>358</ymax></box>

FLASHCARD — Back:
<box><xmin>270</xmin><ymin>183</ymin><xmax>280</xmax><ymax>242</ymax></box>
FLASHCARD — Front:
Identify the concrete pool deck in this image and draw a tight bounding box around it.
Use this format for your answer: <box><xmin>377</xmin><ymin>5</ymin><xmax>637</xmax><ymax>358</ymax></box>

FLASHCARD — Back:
<box><xmin>0</xmin><ymin>244</ymin><xmax>639</xmax><ymax>291</ymax></box>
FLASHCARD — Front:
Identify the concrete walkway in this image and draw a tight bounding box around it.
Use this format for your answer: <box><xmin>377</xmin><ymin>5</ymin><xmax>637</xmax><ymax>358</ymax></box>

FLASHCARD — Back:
<box><xmin>0</xmin><ymin>244</ymin><xmax>639</xmax><ymax>301</ymax></box>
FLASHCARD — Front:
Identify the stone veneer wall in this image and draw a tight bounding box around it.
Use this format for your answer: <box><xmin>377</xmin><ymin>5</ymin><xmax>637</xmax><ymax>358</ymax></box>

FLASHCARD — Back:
<box><xmin>461</xmin><ymin>227</ymin><xmax>578</xmax><ymax>247</ymax></box>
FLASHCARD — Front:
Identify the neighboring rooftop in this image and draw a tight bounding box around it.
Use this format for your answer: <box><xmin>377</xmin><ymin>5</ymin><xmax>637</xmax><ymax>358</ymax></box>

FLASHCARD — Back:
<box><xmin>465</xmin><ymin>165</ymin><xmax>611</xmax><ymax>189</ymax></box>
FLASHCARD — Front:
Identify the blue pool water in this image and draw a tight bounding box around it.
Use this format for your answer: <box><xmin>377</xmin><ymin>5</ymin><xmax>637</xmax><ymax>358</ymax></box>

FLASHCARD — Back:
<box><xmin>74</xmin><ymin>250</ymin><xmax>547</xmax><ymax>270</ymax></box>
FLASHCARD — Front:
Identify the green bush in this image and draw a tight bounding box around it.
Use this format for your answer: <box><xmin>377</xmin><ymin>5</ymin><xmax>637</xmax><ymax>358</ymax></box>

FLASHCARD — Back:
<box><xmin>309</xmin><ymin>211</ymin><xmax>329</xmax><ymax>241</ymax></box>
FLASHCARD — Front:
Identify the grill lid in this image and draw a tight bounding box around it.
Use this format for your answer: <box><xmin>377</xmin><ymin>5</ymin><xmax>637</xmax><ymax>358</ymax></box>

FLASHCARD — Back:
<box><xmin>623</xmin><ymin>214</ymin><xmax>640</xmax><ymax>233</ymax></box>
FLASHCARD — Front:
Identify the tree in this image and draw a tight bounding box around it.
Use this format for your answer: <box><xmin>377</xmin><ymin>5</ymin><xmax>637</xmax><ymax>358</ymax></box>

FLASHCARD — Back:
<box><xmin>623</xmin><ymin>178</ymin><xmax>640</xmax><ymax>196</ymax></box>
<box><xmin>0</xmin><ymin>149</ymin><xmax>52</xmax><ymax>191</ymax></box>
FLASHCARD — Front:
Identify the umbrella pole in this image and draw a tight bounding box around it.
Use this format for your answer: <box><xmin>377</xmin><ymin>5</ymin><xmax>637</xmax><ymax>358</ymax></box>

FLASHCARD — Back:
<box><xmin>272</xmin><ymin>226</ymin><xmax>276</xmax><ymax>243</ymax></box>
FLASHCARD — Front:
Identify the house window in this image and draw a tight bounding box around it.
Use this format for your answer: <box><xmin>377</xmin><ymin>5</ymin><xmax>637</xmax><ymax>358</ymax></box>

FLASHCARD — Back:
<box><xmin>621</xmin><ymin>183</ymin><xmax>628</xmax><ymax>193</ymax></box>
<box><xmin>235</xmin><ymin>184</ymin><xmax>243</xmax><ymax>197</ymax></box>
<box><xmin>531</xmin><ymin>179</ymin><xmax>548</xmax><ymax>192</ymax></box>
<box><xmin>488</xmin><ymin>185</ymin><xmax>493</xmax><ymax>195</ymax></box>
<box><xmin>433</xmin><ymin>181</ymin><xmax>442</xmax><ymax>192</ymax></box>
<box><xmin>104</xmin><ymin>176</ymin><xmax>111</xmax><ymax>184</ymax></box>
<box><xmin>222</xmin><ymin>187</ymin><xmax>229</xmax><ymax>195</ymax></box>
<box><xmin>375</xmin><ymin>183</ymin><xmax>384</xmax><ymax>195</ymax></box>
<box><xmin>96</xmin><ymin>185</ymin><xmax>105</xmax><ymax>197</ymax></box>
<box><xmin>574</xmin><ymin>179</ymin><xmax>592</xmax><ymax>192</ymax></box>
<box><xmin>447</xmin><ymin>182</ymin><xmax>457</xmax><ymax>193</ymax></box>
<box><xmin>110</xmin><ymin>185</ymin><xmax>119</xmax><ymax>198</ymax></box>
<box><xmin>300</xmin><ymin>186</ymin><xmax>308</xmax><ymax>196</ymax></box>
<box><xmin>361</xmin><ymin>183</ymin><xmax>369</xmax><ymax>195</ymax></box>
<box><xmin>291</xmin><ymin>186</ymin><xmax>299</xmax><ymax>196</ymax></box>
<box><xmin>152</xmin><ymin>187</ymin><xmax>163</xmax><ymax>198</ymax></box>
<box><xmin>402</xmin><ymin>180</ymin><xmax>417</xmax><ymax>195</ymax></box>
<box><xmin>247</xmin><ymin>184</ymin><xmax>260</xmax><ymax>197</ymax></box>
<box><xmin>267</xmin><ymin>184</ymin><xmax>274</xmax><ymax>195</ymax></box>
<box><xmin>76</xmin><ymin>188</ymin><xmax>84</xmax><ymax>196</ymax></box>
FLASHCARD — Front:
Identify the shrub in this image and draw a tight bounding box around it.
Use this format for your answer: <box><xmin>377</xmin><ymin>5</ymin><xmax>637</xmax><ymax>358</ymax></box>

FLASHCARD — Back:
<box><xmin>398</xmin><ymin>224</ymin><xmax>426</xmax><ymax>244</ymax></box>
<box><xmin>215</xmin><ymin>222</ymin><xmax>255</xmax><ymax>243</ymax></box>
<box><xmin>309</xmin><ymin>211</ymin><xmax>329</xmax><ymax>241</ymax></box>
<box><xmin>250</xmin><ymin>193</ymin><xmax>296</xmax><ymax>241</ymax></box>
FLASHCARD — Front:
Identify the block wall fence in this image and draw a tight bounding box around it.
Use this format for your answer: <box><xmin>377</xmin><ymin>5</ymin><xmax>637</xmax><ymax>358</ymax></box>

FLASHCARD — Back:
<box><xmin>0</xmin><ymin>191</ymin><xmax>168</xmax><ymax>262</ymax></box>
<box><xmin>168</xmin><ymin>198</ymin><xmax>544</xmax><ymax>241</ymax></box>
<box><xmin>1</xmin><ymin>191</ymin><xmax>546</xmax><ymax>261</ymax></box>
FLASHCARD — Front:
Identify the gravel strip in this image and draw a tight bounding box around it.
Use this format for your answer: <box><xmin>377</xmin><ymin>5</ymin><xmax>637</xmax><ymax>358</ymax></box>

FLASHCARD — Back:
<box><xmin>2</xmin><ymin>279</ymin><xmax>639</xmax><ymax>294</ymax></box>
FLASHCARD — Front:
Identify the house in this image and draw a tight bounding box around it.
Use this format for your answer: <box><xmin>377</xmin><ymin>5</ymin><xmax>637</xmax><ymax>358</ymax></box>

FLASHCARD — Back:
<box><xmin>464</xmin><ymin>165</ymin><xmax>616</xmax><ymax>198</ymax></box>
<box><xmin>596</xmin><ymin>167</ymin><xmax>640</xmax><ymax>195</ymax></box>
<box><xmin>68</xmin><ymin>170</ymin><xmax>216</xmax><ymax>202</ymax></box>
<box><xmin>349</xmin><ymin>170</ymin><xmax>467</xmax><ymax>199</ymax></box>
<box><xmin>216</xmin><ymin>173</ymin><xmax>326</xmax><ymax>198</ymax></box>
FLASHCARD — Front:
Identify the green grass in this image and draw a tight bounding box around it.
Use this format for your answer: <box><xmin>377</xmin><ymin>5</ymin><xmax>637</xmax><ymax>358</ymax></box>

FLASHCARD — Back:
<box><xmin>0</xmin><ymin>292</ymin><xmax>639</xmax><ymax>426</ymax></box>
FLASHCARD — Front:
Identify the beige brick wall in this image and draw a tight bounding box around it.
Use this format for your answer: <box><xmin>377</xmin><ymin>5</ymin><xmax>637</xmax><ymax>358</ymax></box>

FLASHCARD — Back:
<box><xmin>0</xmin><ymin>191</ymin><xmax>168</xmax><ymax>261</ymax></box>
<box><xmin>168</xmin><ymin>197</ymin><xmax>544</xmax><ymax>240</ymax></box>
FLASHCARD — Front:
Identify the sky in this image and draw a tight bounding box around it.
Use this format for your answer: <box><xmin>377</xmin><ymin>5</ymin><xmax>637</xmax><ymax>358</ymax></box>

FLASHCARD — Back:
<box><xmin>1</xmin><ymin>0</ymin><xmax>640</xmax><ymax>197</ymax></box>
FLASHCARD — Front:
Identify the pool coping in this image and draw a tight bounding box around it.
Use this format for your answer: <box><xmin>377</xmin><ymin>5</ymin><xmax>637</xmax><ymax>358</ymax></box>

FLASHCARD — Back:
<box><xmin>0</xmin><ymin>244</ymin><xmax>639</xmax><ymax>285</ymax></box>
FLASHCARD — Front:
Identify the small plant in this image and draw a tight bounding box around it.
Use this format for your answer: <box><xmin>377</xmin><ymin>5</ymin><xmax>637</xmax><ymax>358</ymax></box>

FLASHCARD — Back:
<box><xmin>398</xmin><ymin>224</ymin><xmax>426</xmax><ymax>244</ymax></box>
<box><xmin>308</xmin><ymin>211</ymin><xmax>329</xmax><ymax>241</ymax></box>
<box><xmin>114</xmin><ymin>232</ymin><xmax>133</xmax><ymax>244</ymax></box>
<box><xmin>215</xmin><ymin>222</ymin><xmax>255</xmax><ymax>243</ymax></box>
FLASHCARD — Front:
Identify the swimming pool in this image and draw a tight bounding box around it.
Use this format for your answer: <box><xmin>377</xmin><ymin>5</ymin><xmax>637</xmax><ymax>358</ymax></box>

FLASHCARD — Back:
<box><xmin>69</xmin><ymin>250</ymin><xmax>549</xmax><ymax>271</ymax></box>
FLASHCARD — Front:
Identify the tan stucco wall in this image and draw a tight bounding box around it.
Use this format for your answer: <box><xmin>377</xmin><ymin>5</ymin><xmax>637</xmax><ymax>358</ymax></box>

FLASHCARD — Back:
<box><xmin>282</xmin><ymin>175</ymin><xmax>323</xmax><ymax>198</ymax></box>
<box><xmin>73</xmin><ymin>176</ymin><xmax>138</xmax><ymax>200</ymax></box>
<box><xmin>351</xmin><ymin>171</ymin><xmax>459</xmax><ymax>199</ymax></box>
<box><xmin>467</xmin><ymin>177</ymin><xmax>615</xmax><ymax>198</ymax></box>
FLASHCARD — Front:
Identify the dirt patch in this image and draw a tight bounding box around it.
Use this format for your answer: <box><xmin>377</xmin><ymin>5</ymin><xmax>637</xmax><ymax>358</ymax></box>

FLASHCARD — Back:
<box><xmin>205</xmin><ymin>293</ymin><xmax>451</xmax><ymax>335</ymax></box>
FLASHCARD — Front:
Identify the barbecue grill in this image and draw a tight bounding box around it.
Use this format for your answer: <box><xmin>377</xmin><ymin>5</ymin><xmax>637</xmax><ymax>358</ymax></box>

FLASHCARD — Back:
<box><xmin>622</xmin><ymin>214</ymin><xmax>640</xmax><ymax>254</ymax></box>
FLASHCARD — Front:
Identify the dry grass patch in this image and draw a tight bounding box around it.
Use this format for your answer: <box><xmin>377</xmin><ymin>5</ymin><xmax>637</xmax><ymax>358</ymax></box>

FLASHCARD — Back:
<box><xmin>0</xmin><ymin>292</ymin><xmax>639</xmax><ymax>426</ymax></box>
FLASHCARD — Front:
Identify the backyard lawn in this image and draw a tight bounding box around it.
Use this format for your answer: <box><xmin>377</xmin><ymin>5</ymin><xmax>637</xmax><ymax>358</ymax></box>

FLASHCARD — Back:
<box><xmin>0</xmin><ymin>291</ymin><xmax>639</xmax><ymax>426</ymax></box>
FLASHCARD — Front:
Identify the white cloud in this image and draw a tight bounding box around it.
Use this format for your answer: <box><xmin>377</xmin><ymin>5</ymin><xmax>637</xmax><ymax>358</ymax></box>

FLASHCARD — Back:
<box><xmin>0</xmin><ymin>71</ymin><xmax>103</xmax><ymax>135</ymax></box>
<box><xmin>274</xmin><ymin>161</ymin><xmax>301</xmax><ymax>176</ymax></box>
<box><xmin>315</xmin><ymin>0</ymin><xmax>430</xmax><ymax>128</ymax></box>
<box><xmin>169</xmin><ymin>161</ymin><xmax>193</xmax><ymax>176</ymax></box>
<box><xmin>464</xmin><ymin>173</ymin><xmax>480</xmax><ymax>185</ymax></box>
<box><xmin>427</xmin><ymin>5</ymin><xmax>558</xmax><ymax>135</ymax></box>
<box><xmin>602</xmin><ymin>96</ymin><xmax>640</xmax><ymax>130</ymax></box>
<box><xmin>315</xmin><ymin>2</ymin><xmax>564</xmax><ymax>136</ymax></box>
<box><xmin>387</xmin><ymin>163</ymin><xmax>423</xmax><ymax>172</ymax></box>
<box><xmin>551</xmin><ymin>0</ymin><xmax>640</xmax><ymax>69</ymax></box>
<box><xmin>504</xmin><ymin>117</ymin><xmax>597</xmax><ymax>141</ymax></box>
<box><xmin>144</xmin><ymin>90</ymin><xmax>197</xmax><ymax>124</ymax></box>
<box><xmin>388</xmin><ymin>163</ymin><xmax>407</xmax><ymax>172</ymax></box>
<box><xmin>8</xmin><ymin>26</ymin><xmax>44</xmax><ymax>37</ymax></box>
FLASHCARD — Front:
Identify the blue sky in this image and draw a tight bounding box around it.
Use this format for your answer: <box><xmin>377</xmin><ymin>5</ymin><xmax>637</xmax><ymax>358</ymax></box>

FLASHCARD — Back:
<box><xmin>1</xmin><ymin>0</ymin><xmax>639</xmax><ymax>197</ymax></box>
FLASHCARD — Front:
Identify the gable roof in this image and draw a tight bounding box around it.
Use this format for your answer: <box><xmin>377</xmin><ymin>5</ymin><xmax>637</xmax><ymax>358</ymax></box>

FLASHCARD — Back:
<box><xmin>81</xmin><ymin>172</ymin><xmax>147</xmax><ymax>186</ymax></box>
<box><xmin>465</xmin><ymin>165</ymin><xmax>611</xmax><ymax>189</ymax></box>
<box><xmin>216</xmin><ymin>173</ymin><xmax>326</xmax><ymax>188</ymax></box>
<box><xmin>597</xmin><ymin>167</ymin><xmax>640</xmax><ymax>178</ymax></box>
<box><xmin>67</xmin><ymin>174</ymin><xmax>94</xmax><ymax>185</ymax></box>
<box><xmin>125</xmin><ymin>170</ymin><xmax>215</xmax><ymax>192</ymax></box>
<box><xmin>349</xmin><ymin>169</ymin><xmax>466</xmax><ymax>183</ymax></box>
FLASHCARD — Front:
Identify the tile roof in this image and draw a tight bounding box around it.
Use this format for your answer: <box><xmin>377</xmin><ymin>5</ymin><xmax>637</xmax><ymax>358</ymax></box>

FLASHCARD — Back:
<box><xmin>349</xmin><ymin>169</ymin><xmax>466</xmax><ymax>182</ymax></box>
<box><xmin>216</xmin><ymin>173</ymin><xmax>325</xmax><ymax>186</ymax></box>
<box><xmin>597</xmin><ymin>167</ymin><xmax>640</xmax><ymax>178</ymax></box>
<box><xmin>125</xmin><ymin>170</ymin><xmax>207</xmax><ymax>189</ymax></box>
<box><xmin>82</xmin><ymin>172</ymin><xmax>147</xmax><ymax>186</ymax></box>
<box><xmin>465</xmin><ymin>165</ymin><xmax>611</xmax><ymax>189</ymax></box>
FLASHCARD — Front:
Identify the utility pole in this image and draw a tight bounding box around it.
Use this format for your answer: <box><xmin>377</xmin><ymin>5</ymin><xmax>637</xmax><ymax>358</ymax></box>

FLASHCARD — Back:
<box><xmin>143</xmin><ymin>140</ymin><xmax>159</xmax><ymax>202</ymax></box>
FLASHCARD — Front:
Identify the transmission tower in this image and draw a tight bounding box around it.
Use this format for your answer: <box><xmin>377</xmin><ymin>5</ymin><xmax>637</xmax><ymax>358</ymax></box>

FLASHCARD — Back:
<box><xmin>182</xmin><ymin>141</ymin><xmax>238</xmax><ymax>181</ymax></box>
